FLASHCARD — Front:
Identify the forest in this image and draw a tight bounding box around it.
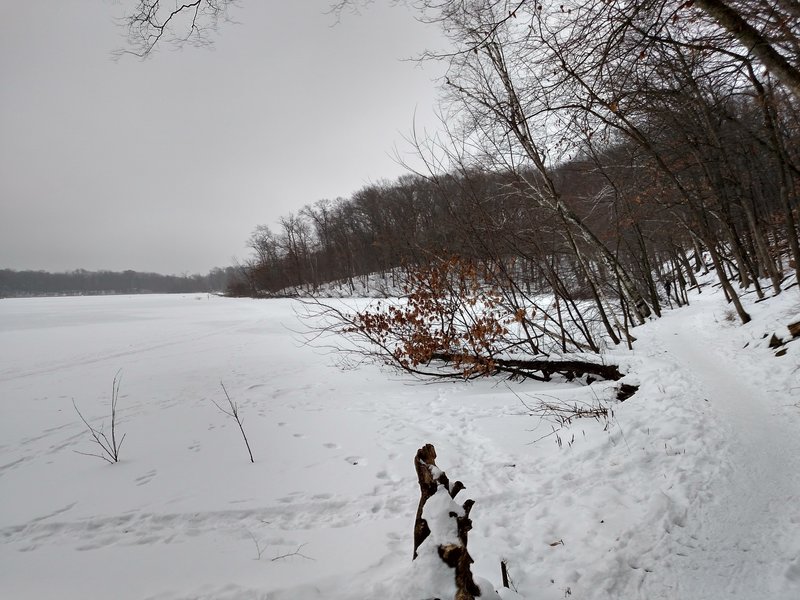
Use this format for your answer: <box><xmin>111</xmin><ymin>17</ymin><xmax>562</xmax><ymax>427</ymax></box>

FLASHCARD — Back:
<box><xmin>0</xmin><ymin>267</ymin><xmax>234</xmax><ymax>297</ymax></box>
<box><xmin>219</xmin><ymin>1</ymin><xmax>799</xmax><ymax>378</ymax></box>
<box><xmin>229</xmin><ymin>4</ymin><xmax>798</xmax><ymax>304</ymax></box>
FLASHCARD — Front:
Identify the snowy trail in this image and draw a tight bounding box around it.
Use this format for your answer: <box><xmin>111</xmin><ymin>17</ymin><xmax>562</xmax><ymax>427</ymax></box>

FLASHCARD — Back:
<box><xmin>640</xmin><ymin>294</ymin><xmax>800</xmax><ymax>600</ymax></box>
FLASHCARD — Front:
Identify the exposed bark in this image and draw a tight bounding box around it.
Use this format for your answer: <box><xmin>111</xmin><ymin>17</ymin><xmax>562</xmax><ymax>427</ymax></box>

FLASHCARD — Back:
<box><xmin>788</xmin><ymin>320</ymin><xmax>800</xmax><ymax>338</ymax></box>
<box><xmin>617</xmin><ymin>383</ymin><xmax>640</xmax><ymax>401</ymax></box>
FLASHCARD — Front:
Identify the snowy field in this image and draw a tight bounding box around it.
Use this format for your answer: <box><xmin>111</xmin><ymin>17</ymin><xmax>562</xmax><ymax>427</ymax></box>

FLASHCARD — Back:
<box><xmin>1</xmin><ymin>287</ymin><xmax>799</xmax><ymax>599</ymax></box>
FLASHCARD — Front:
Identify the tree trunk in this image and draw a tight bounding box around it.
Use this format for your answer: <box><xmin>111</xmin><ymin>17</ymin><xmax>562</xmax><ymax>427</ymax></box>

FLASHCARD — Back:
<box><xmin>694</xmin><ymin>0</ymin><xmax>800</xmax><ymax>99</ymax></box>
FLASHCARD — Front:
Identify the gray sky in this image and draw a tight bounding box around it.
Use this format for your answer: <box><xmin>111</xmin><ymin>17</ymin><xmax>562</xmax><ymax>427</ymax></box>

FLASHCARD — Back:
<box><xmin>0</xmin><ymin>0</ymin><xmax>445</xmax><ymax>275</ymax></box>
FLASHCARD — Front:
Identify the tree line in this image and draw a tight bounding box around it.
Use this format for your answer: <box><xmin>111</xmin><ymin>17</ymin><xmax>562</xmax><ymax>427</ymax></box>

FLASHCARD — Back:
<box><xmin>1</xmin><ymin>268</ymin><xmax>235</xmax><ymax>298</ymax></box>
<box><xmin>229</xmin><ymin>2</ymin><xmax>798</xmax><ymax>328</ymax></box>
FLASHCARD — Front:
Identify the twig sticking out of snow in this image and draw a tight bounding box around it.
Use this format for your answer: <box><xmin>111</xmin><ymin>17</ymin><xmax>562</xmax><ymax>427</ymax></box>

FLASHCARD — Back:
<box><xmin>501</xmin><ymin>560</ymin><xmax>518</xmax><ymax>592</ymax></box>
<box><xmin>271</xmin><ymin>543</ymin><xmax>314</xmax><ymax>562</ymax></box>
<box><xmin>247</xmin><ymin>531</ymin><xmax>265</xmax><ymax>560</ymax></box>
<box><xmin>211</xmin><ymin>382</ymin><xmax>255</xmax><ymax>463</ymax></box>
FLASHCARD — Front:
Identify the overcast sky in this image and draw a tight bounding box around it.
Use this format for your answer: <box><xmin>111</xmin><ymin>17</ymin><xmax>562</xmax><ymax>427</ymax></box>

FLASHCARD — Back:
<box><xmin>0</xmin><ymin>0</ymin><xmax>446</xmax><ymax>275</ymax></box>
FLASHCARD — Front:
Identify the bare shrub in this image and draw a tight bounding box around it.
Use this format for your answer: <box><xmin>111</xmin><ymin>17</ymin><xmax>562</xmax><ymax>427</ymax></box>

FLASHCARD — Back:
<box><xmin>72</xmin><ymin>371</ymin><xmax>126</xmax><ymax>464</ymax></box>
<box><xmin>302</xmin><ymin>257</ymin><xmax>625</xmax><ymax>383</ymax></box>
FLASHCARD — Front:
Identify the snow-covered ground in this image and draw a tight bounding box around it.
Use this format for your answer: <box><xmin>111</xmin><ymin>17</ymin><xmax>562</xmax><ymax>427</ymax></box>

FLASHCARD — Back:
<box><xmin>1</xmin><ymin>285</ymin><xmax>798</xmax><ymax>599</ymax></box>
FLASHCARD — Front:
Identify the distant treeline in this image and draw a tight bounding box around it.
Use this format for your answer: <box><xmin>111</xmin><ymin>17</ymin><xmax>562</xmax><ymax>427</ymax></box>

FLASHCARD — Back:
<box><xmin>0</xmin><ymin>267</ymin><xmax>236</xmax><ymax>298</ymax></box>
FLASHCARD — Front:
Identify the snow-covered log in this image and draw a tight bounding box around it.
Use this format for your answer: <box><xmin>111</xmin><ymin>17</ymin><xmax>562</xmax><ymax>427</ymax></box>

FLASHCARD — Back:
<box><xmin>413</xmin><ymin>443</ymin><xmax>481</xmax><ymax>599</ymax></box>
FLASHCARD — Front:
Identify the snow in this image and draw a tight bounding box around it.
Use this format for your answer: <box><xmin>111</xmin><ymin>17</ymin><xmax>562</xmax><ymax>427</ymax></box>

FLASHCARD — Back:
<box><xmin>1</xmin><ymin>285</ymin><xmax>798</xmax><ymax>599</ymax></box>
<box><xmin>413</xmin><ymin>485</ymin><xmax>463</xmax><ymax>599</ymax></box>
<box><xmin>280</xmin><ymin>271</ymin><xmax>405</xmax><ymax>298</ymax></box>
<box><xmin>623</xmin><ymin>287</ymin><xmax>800</xmax><ymax>599</ymax></box>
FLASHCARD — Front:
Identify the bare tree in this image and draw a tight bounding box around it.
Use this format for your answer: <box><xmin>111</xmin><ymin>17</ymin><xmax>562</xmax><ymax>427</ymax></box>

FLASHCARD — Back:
<box><xmin>116</xmin><ymin>0</ymin><xmax>237</xmax><ymax>58</ymax></box>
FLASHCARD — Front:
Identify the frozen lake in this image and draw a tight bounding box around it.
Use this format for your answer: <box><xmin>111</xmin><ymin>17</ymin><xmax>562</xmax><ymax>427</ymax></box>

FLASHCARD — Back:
<box><xmin>0</xmin><ymin>294</ymin><xmax>538</xmax><ymax>599</ymax></box>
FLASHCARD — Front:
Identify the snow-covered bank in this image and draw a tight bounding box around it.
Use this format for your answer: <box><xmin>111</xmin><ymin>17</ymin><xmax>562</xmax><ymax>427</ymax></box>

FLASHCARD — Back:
<box><xmin>624</xmin><ymin>287</ymin><xmax>800</xmax><ymax>599</ymax></box>
<box><xmin>1</xmin><ymin>287</ymin><xmax>798</xmax><ymax>599</ymax></box>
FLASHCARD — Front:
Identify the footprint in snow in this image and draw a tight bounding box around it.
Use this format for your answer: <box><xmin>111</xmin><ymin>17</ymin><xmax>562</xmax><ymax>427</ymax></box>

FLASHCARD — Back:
<box><xmin>345</xmin><ymin>456</ymin><xmax>366</xmax><ymax>467</ymax></box>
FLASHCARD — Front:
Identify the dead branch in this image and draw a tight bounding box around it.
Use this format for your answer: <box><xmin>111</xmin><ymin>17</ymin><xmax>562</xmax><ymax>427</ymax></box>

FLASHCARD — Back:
<box><xmin>247</xmin><ymin>530</ymin><xmax>265</xmax><ymax>560</ymax></box>
<box><xmin>212</xmin><ymin>382</ymin><xmax>254</xmax><ymax>463</ymax></box>
<box><xmin>115</xmin><ymin>0</ymin><xmax>235</xmax><ymax>59</ymax></box>
<box><xmin>271</xmin><ymin>543</ymin><xmax>314</xmax><ymax>562</ymax></box>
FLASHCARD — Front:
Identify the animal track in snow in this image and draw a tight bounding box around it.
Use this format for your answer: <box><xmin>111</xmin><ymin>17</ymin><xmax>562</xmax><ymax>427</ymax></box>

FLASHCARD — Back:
<box><xmin>0</xmin><ymin>456</ymin><xmax>31</xmax><ymax>476</ymax></box>
<box><xmin>135</xmin><ymin>470</ymin><xmax>157</xmax><ymax>486</ymax></box>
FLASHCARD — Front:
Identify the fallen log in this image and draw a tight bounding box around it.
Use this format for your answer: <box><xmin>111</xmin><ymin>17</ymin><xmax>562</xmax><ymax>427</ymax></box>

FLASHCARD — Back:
<box><xmin>414</xmin><ymin>444</ymin><xmax>481</xmax><ymax>600</ymax></box>
<box><xmin>429</xmin><ymin>353</ymin><xmax>623</xmax><ymax>382</ymax></box>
